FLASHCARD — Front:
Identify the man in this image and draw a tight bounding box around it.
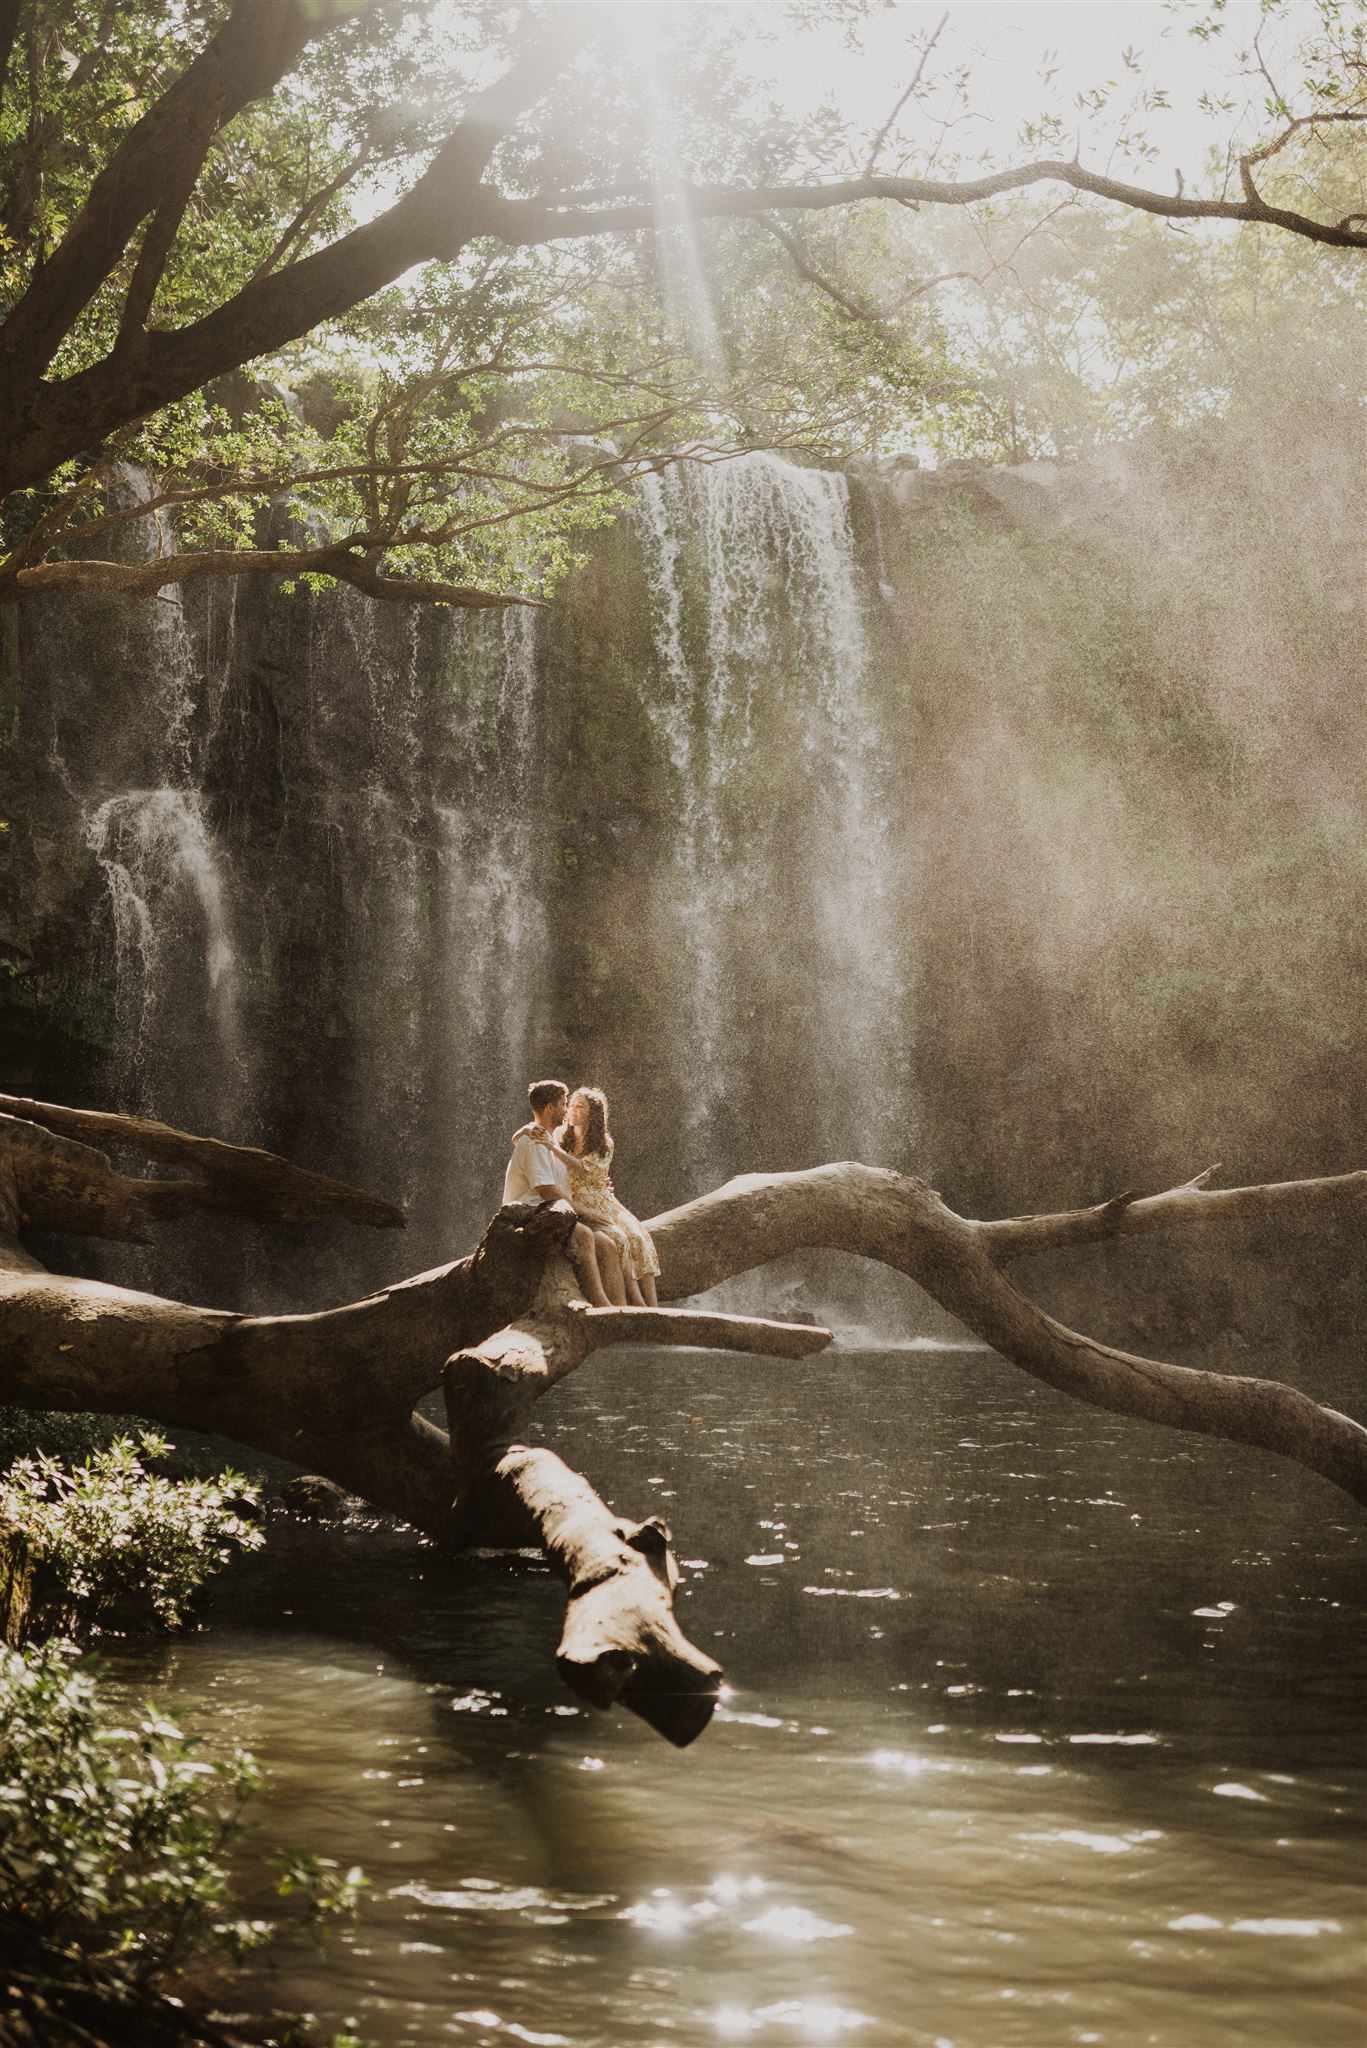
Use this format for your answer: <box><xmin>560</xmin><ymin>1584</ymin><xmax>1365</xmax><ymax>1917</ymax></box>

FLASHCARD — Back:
<box><xmin>503</xmin><ymin>1079</ymin><xmax>627</xmax><ymax>1307</ymax></box>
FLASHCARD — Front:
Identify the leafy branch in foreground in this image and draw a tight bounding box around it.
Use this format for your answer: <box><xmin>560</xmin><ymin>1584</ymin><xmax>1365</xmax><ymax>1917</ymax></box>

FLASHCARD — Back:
<box><xmin>0</xmin><ymin>1639</ymin><xmax>266</xmax><ymax>1992</ymax></box>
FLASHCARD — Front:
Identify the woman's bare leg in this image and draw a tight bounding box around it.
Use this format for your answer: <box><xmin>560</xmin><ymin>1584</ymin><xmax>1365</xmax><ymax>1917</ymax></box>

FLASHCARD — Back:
<box><xmin>571</xmin><ymin>1222</ymin><xmax>612</xmax><ymax>1307</ymax></box>
<box><xmin>594</xmin><ymin>1231</ymin><xmax>628</xmax><ymax>1306</ymax></box>
<box><xmin>640</xmin><ymin>1274</ymin><xmax>658</xmax><ymax>1307</ymax></box>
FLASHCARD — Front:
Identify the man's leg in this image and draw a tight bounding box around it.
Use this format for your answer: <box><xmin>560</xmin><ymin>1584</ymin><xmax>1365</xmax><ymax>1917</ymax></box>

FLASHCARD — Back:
<box><xmin>570</xmin><ymin>1222</ymin><xmax>611</xmax><ymax>1307</ymax></box>
<box><xmin>594</xmin><ymin>1230</ymin><xmax>628</xmax><ymax>1306</ymax></box>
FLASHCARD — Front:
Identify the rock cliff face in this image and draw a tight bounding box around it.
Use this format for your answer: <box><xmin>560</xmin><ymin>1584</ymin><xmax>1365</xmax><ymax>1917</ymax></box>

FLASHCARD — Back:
<box><xmin>2</xmin><ymin>412</ymin><xmax>1362</xmax><ymax>1337</ymax></box>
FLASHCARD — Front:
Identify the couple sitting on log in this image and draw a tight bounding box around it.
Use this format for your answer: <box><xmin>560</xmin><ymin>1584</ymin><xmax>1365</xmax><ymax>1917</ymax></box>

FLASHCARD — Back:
<box><xmin>502</xmin><ymin>1079</ymin><xmax>661</xmax><ymax>1308</ymax></box>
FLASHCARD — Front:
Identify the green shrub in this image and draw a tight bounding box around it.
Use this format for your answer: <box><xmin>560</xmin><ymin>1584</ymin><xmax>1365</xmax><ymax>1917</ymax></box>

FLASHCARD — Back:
<box><xmin>0</xmin><ymin>1637</ymin><xmax>267</xmax><ymax>1992</ymax></box>
<box><xmin>0</xmin><ymin>1431</ymin><xmax>263</xmax><ymax>1630</ymax></box>
<box><xmin>0</xmin><ymin>1408</ymin><xmax>136</xmax><ymax>1469</ymax></box>
<box><xmin>0</xmin><ymin>1637</ymin><xmax>367</xmax><ymax>2030</ymax></box>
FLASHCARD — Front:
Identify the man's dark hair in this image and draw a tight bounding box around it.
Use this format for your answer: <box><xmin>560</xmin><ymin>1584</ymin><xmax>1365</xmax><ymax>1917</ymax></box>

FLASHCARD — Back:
<box><xmin>528</xmin><ymin>1078</ymin><xmax>568</xmax><ymax>1114</ymax></box>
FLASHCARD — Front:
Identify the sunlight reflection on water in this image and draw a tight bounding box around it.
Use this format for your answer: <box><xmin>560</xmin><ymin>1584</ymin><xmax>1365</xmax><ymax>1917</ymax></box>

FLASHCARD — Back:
<box><xmin>99</xmin><ymin>1347</ymin><xmax>1365</xmax><ymax>2048</ymax></box>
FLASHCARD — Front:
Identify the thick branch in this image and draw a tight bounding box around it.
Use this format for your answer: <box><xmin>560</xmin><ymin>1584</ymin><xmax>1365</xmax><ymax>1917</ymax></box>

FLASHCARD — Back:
<box><xmin>577</xmin><ymin>1302</ymin><xmax>831</xmax><ymax>1358</ymax></box>
<box><xmin>649</xmin><ymin>1163</ymin><xmax>1367</xmax><ymax>1505</ymax></box>
<box><xmin>444</xmin><ymin>1250</ymin><xmax>830</xmax><ymax>1469</ymax></box>
<box><xmin>438</xmin><ymin>1269</ymin><xmax>821</xmax><ymax>1745</ymax></box>
<box><xmin>978</xmin><ymin>1166</ymin><xmax>1367</xmax><ymax>1262</ymax></box>
<box><xmin>492</xmin><ymin>1445</ymin><xmax>721</xmax><ymax>1747</ymax></box>
<box><xmin>0</xmin><ymin>26</ymin><xmax>585</xmax><ymax>497</ymax></box>
<box><xmin>0</xmin><ymin>0</ymin><xmax>330</xmax><ymax>384</ymax></box>
<box><xmin>436</xmin><ymin>1236</ymin><xmax>828</xmax><ymax>1739</ymax></box>
<box><xmin>0</xmin><ymin>1093</ymin><xmax>404</xmax><ymax>1233</ymax></box>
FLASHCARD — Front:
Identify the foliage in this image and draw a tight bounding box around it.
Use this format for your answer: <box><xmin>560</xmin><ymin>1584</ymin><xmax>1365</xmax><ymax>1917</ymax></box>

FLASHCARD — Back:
<box><xmin>0</xmin><ymin>0</ymin><xmax>1359</xmax><ymax>610</ymax></box>
<box><xmin>0</xmin><ymin>0</ymin><xmax>945</xmax><ymax>608</ymax></box>
<box><xmin>0</xmin><ymin>1636</ymin><xmax>367</xmax><ymax>2014</ymax></box>
<box><xmin>0</xmin><ymin>1404</ymin><xmax>136</xmax><ymax>1470</ymax></box>
<box><xmin>0</xmin><ymin>1430</ymin><xmax>263</xmax><ymax>1628</ymax></box>
<box><xmin>0</xmin><ymin>1636</ymin><xmax>266</xmax><ymax>1991</ymax></box>
<box><xmin>895</xmin><ymin>170</ymin><xmax>1366</xmax><ymax>463</ymax></box>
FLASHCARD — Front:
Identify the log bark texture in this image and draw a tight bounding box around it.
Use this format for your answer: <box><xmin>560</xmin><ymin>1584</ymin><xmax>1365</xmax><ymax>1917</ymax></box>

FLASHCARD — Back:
<box><xmin>651</xmin><ymin>1163</ymin><xmax>1367</xmax><ymax>1505</ymax></box>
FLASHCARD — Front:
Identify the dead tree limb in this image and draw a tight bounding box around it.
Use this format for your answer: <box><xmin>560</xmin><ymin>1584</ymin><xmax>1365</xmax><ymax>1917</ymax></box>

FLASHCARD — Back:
<box><xmin>439</xmin><ymin>1235</ymin><xmax>832</xmax><ymax>1743</ymax></box>
<box><xmin>494</xmin><ymin>1445</ymin><xmax>720</xmax><ymax>1748</ymax></box>
<box><xmin>0</xmin><ymin>1094</ymin><xmax>404</xmax><ymax>1234</ymax></box>
<box><xmin>649</xmin><ymin>1163</ymin><xmax>1367</xmax><ymax>1505</ymax></box>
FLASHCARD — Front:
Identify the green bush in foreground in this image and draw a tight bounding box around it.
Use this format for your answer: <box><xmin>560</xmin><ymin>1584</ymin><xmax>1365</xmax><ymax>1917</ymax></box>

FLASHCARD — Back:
<box><xmin>0</xmin><ymin>1638</ymin><xmax>366</xmax><ymax>2018</ymax></box>
<box><xmin>0</xmin><ymin>1431</ymin><xmax>263</xmax><ymax>1629</ymax></box>
<box><xmin>0</xmin><ymin>1637</ymin><xmax>267</xmax><ymax>1991</ymax></box>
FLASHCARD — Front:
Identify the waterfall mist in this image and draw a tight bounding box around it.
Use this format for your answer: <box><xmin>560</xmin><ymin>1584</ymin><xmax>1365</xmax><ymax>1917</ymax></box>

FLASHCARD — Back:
<box><xmin>6</xmin><ymin>407</ymin><xmax>1362</xmax><ymax>1340</ymax></box>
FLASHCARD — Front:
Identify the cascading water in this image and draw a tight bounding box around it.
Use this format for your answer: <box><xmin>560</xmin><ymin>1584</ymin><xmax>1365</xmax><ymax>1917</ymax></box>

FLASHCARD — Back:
<box><xmin>635</xmin><ymin>453</ymin><xmax>907</xmax><ymax>1175</ymax></box>
<box><xmin>425</xmin><ymin>607</ymin><xmax>550</xmax><ymax>1250</ymax></box>
<box><xmin>300</xmin><ymin>593</ymin><xmax>552</xmax><ymax>1263</ymax></box>
<box><xmin>12</xmin><ymin>412</ymin><xmax>1358</xmax><ymax>1346</ymax></box>
<box><xmin>80</xmin><ymin>522</ymin><xmax>252</xmax><ymax>1143</ymax></box>
<box><xmin>84</xmin><ymin>787</ymin><xmax>247</xmax><ymax>1133</ymax></box>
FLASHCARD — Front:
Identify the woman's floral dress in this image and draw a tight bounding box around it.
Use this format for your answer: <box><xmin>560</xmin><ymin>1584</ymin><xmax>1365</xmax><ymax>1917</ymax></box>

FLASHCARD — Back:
<box><xmin>566</xmin><ymin>1140</ymin><xmax>660</xmax><ymax>1280</ymax></box>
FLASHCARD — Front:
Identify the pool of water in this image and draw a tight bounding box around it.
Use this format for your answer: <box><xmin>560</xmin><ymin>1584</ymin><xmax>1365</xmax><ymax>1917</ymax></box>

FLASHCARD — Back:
<box><xmin>100</xmin><ymin>1347</ymin><xmax>1366</xmax><ymax>2048</ymax></box>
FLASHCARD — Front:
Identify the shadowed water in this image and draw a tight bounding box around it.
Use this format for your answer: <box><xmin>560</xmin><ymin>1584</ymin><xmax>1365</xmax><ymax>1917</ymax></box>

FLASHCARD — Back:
<box><xmin>97</xmin><ymin>1347</ymin><xmax>1365</xmax><ymax>2048</ymax></box>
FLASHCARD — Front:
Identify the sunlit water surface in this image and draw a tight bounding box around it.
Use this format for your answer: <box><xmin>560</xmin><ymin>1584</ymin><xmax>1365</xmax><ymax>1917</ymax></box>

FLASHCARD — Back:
<box><xmin>101</xmin><ymin>1349</ymin><xmax>1365</xmax><ymax>2048</ymax></box>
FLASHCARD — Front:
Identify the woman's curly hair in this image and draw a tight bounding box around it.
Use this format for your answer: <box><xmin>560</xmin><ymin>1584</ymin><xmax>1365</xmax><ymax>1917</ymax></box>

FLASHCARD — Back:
<box><xmin>562</xmin><ymin>1086</ymin><xmax>611</xmax><ymax>1159</ymax></box>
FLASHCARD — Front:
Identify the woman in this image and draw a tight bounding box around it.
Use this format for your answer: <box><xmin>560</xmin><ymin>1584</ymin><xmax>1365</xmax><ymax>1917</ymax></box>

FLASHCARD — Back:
<box><xmin>519</xmin><ymin>1087</ymin><xmax>660</xmax><ymax>1307</ymax></box>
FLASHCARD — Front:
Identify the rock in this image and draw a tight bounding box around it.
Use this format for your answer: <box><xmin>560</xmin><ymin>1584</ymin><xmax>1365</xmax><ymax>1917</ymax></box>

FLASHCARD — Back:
<box><xmin>278</xmin><ymin>1473</ymin><xmax>353</xmax><ymax>1517</ymax></box>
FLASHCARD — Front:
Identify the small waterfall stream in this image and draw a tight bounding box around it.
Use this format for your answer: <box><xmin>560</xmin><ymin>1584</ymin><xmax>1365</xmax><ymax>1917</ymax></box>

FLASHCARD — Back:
<box><xmin>82</xmin><ymin>568</ymin><xmax>250</xmax><ymax>1139</ymax></box>
<box><xmin>422</xmin><ymin>606</ymin><xmax>549</xmax><ymax>1254</ymax></box>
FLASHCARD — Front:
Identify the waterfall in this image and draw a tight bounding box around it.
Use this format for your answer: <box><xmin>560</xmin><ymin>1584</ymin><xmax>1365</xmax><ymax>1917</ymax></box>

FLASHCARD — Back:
<box><xmin>76</xmin><ymin>504</ymin><xmax>252</xmax><ymax>1142</ymax></box>
<box><xmin>307</xmin><ymin>598</ymin><xmax>551</xmax><ymax>1260</ymax></box>
<box><xmin>84</xmin><ymin>787</ymin><xmax>247</xmax><ymax>1132</ymax></box>
<box><xmin>51</xmin><ymin>456</ymin><xmax>910</xmax><ymax>1308</ymax></box>
<box><xmin>422</xmin><ymin>606</ymin><xmax>550</xmax><ymax>1252</ymax></box>
<box><xmin>635</xmin><ymin>453</ymin><xmax>906</xmax><ymax>1172</ymax></box>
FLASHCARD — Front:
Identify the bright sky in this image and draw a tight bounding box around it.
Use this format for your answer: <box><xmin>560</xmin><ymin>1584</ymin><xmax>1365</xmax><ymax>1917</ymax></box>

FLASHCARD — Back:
<box><xmin>579</xmin><ymin>2</ymin><xmax>1313</xmax><ymax>192</ymax></box>
<box><xmin>770</xmin><ymin>2</ymin><xmax>1293</xmax><ymax>181</ymax></box>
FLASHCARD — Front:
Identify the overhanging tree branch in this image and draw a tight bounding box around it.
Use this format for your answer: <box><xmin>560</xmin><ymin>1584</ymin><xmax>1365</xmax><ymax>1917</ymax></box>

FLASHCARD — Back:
<box><xmin>4</xmin><ymin>542</ymin><xmax>543</xmax><ymax>610</ymax></box>
<box><xmin>2</xmin><ymin>34</ymin><xmax>1360</xmax><ymax>507</ymax></box>
<box><xmin>492</xmin><ymin>153</ymin><xmax>1367</xmax><ymax>252</ymax></box>
<box><xmin>0</xmin><ymin>21</ymin><xmax>588</xmax><ymax>498</ymax></box>
<box><xmin>649</xmin><ymin>1163</ymin><xmax>1367</xmax><ymax>1505</ymax></box>
<box><xmin>0</xmin><ymin>0</ymin><xmax>340</xmax><ymax>385</ymax></box>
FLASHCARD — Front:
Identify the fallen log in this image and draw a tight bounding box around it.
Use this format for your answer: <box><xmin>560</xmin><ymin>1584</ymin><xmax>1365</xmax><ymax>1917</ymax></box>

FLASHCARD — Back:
<box><xmin>0</xmin><ymin>1104</ymin><xmax>1363</xmax><ymax>1743</ymax></box>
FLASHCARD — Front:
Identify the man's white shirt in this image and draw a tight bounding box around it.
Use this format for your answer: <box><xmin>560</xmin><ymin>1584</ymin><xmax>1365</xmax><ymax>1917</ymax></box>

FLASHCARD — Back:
<box><xmin>502</xmin><ymin>1130</ymin><xmax>571</xmax><ymax>1205</ymax></box>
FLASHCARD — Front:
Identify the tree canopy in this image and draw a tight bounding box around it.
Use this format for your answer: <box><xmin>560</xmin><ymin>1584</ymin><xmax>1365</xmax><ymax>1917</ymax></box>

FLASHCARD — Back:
<box><xmin>0</xmin><ymin>0</ymin><xmax>1362</xmax><ymax>611</ymax></box>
